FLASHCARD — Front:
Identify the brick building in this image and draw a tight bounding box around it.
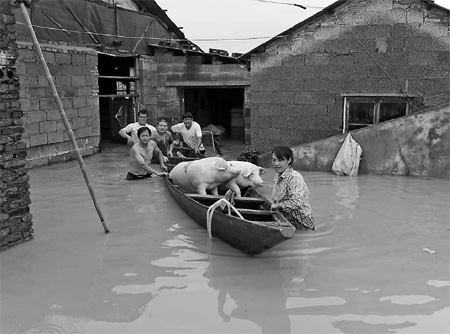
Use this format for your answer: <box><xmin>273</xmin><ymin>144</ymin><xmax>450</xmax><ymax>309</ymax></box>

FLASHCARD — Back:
<box><xmin>239</xmin><ymin>0</ymin><xmax>450</xmax><ymax>153</ymax></box>
<box><xmin>13</xmin><ymin>0</ymin><xmax>249</xmax><ymax>167</ymax></box>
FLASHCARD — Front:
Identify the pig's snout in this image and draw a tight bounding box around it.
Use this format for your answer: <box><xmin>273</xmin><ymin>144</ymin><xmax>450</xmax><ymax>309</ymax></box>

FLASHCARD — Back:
<box><xmin>255</xmin><ymin>180</ymin><xmax>265</xmax><ymax>187</ymax></box>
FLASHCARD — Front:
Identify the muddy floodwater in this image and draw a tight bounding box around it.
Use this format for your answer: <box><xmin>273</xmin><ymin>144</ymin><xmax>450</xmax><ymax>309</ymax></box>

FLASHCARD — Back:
<box><xmin>1</xmin><ymin>144</ymin><xmax>449</xmax><ymax>334</ymax></box>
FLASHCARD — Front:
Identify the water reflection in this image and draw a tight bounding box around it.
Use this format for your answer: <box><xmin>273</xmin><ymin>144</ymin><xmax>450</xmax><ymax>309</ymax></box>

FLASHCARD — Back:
<box><xmin>206</xmin><ymin>255</ymin><xmax>292</xmax><ymax>334</ymax></box>
<box><xmin>333</xmin><ymin>176</ymin><xmax>360</xmax><ymax>210</ymax></box>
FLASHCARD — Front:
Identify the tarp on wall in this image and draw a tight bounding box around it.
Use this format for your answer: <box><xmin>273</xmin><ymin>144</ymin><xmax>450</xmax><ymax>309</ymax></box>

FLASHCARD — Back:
<box><xmin>15</xmin><ymin>0</ymin><xmax>182</xmax><ymax>55</ymax></box>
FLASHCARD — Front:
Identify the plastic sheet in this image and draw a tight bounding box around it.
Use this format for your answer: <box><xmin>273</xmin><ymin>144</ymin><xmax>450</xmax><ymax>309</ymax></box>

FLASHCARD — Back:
<box><xmin>332</xmin><ymin>133</ymin><xmax>362</xmax><ymax>176</ymax></box>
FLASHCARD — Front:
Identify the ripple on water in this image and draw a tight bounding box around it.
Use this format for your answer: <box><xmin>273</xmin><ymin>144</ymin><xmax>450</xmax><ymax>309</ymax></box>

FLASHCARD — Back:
<box><xmin>426</xmin><ymin>280</ymin><xmax>450</xmax><ymax>288</ymax></box>
<box><xmin>286</xmin><ymin>296</ymin><xmax>347</xmax><ymax>309</ymax></box>
<box><xmin>379</xmin><ymin>295</ymin><xmax>437</xmax><ymax>305</ymax></box>
<box><xmin>17</xmin><ymin>325</ymin><xmax>66</xmax><ymax>334</ymax></box>
<box><xmin>15</xmin><ymin>314</ymin><xmax>89</xmax><ymax>334</ymax></box>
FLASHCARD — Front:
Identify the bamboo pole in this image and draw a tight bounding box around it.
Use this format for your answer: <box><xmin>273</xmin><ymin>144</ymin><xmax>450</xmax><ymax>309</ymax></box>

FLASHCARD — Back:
<box><xmin>18</xmin><ymin>1</ymin><xmax>110</xmax><ymax>233</ymax></box>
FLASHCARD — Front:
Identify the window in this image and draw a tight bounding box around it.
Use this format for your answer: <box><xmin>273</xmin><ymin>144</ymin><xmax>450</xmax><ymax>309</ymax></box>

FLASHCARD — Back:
<box><xmin>343</xmin><ymin>95</ymin><xmax>414</xmax><ymax>132</ymax></box>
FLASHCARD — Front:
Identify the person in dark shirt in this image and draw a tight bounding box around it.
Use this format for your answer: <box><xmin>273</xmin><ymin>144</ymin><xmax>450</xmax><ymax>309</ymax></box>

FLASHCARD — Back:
<box><xmin>151</xmin><ymin>117</ymin><xmax>174</xmax><ymax>163</ymax></box>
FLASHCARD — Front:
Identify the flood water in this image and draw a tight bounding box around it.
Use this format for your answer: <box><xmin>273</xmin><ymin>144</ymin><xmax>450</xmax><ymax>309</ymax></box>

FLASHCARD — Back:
<box><xmin>1</xmin><ymin>144</ymin><xmax>449</xmax><ymax>334</ymax></box>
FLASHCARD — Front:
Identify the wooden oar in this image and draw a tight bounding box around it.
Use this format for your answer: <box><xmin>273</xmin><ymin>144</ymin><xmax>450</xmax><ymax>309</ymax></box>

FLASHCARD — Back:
<box><xmin>18</xmin><ymin>0</ymin><xmax>109</xmax><ymax>233</ymax></box>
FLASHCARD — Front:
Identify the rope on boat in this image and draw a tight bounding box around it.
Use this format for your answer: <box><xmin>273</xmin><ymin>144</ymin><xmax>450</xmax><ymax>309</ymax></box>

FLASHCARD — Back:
<box><xmin>206</xmin><ymin>198</ymin><xmax>243</xmax><ymax>239</ymax></box>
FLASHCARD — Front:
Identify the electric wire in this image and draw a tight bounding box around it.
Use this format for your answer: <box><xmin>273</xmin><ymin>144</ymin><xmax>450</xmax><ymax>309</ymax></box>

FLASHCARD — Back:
<box><xmin>14</xmin><ymin>0</ymin><xmax>327</xmax><ymax>44</ymax></box>
<box><xmin>15</xmin><ymin>21</ymin><xmax>289</xmax><ymax>43</ymax></box>
<box><xmin>251</xmin><ymin>0</ymin><xmax>324</xmax><ymax>9</ymax></box>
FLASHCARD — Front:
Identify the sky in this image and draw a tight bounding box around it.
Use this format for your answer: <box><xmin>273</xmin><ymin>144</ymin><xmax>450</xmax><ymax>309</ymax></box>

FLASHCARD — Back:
<box><xmin>155</xmin><ymin>0</ymin><xmax>449</xmax><ymax>55</ymax></box>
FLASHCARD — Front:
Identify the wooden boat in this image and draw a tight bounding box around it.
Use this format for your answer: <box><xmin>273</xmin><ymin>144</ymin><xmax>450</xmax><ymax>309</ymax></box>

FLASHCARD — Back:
<box><xmin>164</xmin><ymin>176</ymin><xmax>296</xmax><ymax>255</ymax></box>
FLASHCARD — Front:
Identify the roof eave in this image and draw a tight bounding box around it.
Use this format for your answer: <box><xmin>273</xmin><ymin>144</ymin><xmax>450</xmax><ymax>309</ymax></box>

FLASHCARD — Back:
<box><xmin>132</xmin><ymin>0</ymin><xmax>185</xmax><ymax>39</ymax></box>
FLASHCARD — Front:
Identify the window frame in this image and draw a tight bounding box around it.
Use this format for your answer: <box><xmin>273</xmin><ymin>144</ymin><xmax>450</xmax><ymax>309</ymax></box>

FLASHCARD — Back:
<box><xmin>341</xmin><ymin>94</ymin><xmax>416</xmax><ymax>133</ymax></box>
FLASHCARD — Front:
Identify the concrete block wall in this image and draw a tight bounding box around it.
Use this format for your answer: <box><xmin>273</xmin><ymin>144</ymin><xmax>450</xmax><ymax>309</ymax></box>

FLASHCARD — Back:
<box><xmin>156</xmin><ymin>54</ymin><xmax>187</xmax><ymax>121</ymax></box>
<box><xmin>1</xmin><ymin>0</ymin><xmax>33</xmax><ymax>251</ymax></box>
<box><xmin>250</xmin><ymin>0</ymin><xmax>450</xmax><ymax>153</ymax></box>
<box><xmin>16</xmin><ymin>42</ymin><xmax>100</xmax><ymax>168</ymax></box>
<box><xmin>258</xmin><ymin>103</ymin><xmax>450</xmax><ymax>179</ymax></box>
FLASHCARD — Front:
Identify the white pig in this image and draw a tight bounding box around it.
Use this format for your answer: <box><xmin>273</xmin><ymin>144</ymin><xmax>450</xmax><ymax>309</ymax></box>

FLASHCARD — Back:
<box><xmin>169</xmin><ymin>157</ymin><xmax>240</xmax><ymax>195</ymax></box>
<box><xmin>223</xmin><ymin>161</ymin><xmax>267</xmax><ymax>197</ymax></box>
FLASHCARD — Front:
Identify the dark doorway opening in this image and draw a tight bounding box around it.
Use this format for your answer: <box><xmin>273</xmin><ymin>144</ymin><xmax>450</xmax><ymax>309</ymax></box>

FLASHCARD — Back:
<box><xmin>183</xmin><ymin>88</ymin><xmax>245</xmax><ymax>141</ymax></box>
<box><xmin>98</xmin><ymin>53</ymin><xmax>138</xmax><ymax>144</ymax></box>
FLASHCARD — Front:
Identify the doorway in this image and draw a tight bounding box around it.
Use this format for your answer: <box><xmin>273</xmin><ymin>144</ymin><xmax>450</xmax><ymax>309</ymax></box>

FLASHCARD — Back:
<box><xmin>98</xmin><ymin>53</ymin><xmax>138</xmax><ymax>143</ymax></box>
<box><xmin>183</xmin><ymin>88</ymin><xmax>245</xmax><ymax>140</ymax></box>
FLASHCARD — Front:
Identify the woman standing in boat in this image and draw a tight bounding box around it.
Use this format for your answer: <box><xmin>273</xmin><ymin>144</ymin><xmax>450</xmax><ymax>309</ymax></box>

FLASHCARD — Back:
<box><xmin>270</xmin><ymin>146</ymin><xmax>315</xmax><ymax>230</ymax></box>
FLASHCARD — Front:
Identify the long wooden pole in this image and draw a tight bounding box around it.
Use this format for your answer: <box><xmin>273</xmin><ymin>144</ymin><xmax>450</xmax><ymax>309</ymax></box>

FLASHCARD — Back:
<box><xmin>19</xmin><ymin>1</ymin><xmax>109</xmax><ymax>233</ymax></box>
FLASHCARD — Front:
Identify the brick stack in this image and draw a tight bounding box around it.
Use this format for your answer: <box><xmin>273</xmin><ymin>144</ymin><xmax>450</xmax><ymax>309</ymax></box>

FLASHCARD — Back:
<box><xmin>1</xmin><ymin>0</ymin><xmax>33</xmax><ymax>251</ymax></box>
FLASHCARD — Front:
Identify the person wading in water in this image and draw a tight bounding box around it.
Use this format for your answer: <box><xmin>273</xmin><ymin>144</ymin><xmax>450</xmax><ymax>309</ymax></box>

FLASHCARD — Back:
<box><xmin>126</xmin><ymin>127</ymin><xmax>167</xmax><ymax>180</ymax></box>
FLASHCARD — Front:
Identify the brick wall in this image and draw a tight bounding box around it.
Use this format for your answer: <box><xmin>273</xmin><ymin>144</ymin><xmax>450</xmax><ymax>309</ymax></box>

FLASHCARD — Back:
<box><xmin>1</xmin><ymin>0</ymin><xmax>33</xmax><ymax>251</ymax></box>
<box><xmin>250</xmin><ymin>0</ymin><xmax>450</xmax><ymax>152</ymax></box>
<box><xmin>138</xmin><ymin>55</ymin><xmax>159</xmax><ymax>124</ymax></box>
<box><xmin>17</xmin><ymin>42</ymin><xmax>100</xmax><ymax>168</ymax></box>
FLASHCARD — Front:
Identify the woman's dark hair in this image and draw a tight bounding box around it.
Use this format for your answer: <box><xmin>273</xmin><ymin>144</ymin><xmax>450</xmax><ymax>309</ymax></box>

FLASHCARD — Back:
<box><xmin>137</xmin><ymin>126</ymin><xmax>151</xmax><ymax>137</ymax></box>
<box><xmin>272</xmin><ymin>146</ymin><xmax>293</xmax><ymax>166</ymax></box>
<box><xmin>181</xmin><ymin>112</ymin><xmax>193</xmax><ymax>120</ymax></box>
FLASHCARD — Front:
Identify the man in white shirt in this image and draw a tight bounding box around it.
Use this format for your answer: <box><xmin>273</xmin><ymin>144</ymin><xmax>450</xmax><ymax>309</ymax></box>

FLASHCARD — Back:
<box><xmin>171</xmin><ymin>112</ymin><xmax>205</xmax><ymax>156</ymax></box>
<box><xmin>119</xmin><ymin>109</ymin><xmax>157</xmax><ymax>145</ymax></box>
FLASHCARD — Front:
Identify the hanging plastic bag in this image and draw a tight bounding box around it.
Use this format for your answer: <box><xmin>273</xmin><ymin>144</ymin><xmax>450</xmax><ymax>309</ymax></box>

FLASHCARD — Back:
<box><xmin>332</xmin><ymin>133</ymin><xmax>362</xmax><ymax>176</ymax></box>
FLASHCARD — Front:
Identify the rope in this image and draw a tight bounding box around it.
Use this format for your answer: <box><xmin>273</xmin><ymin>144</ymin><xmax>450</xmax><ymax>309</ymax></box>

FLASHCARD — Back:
<box><xmin>206</xmin><ymin>198</ymin><xmax>244</xmax><ymax>239</ymax></box>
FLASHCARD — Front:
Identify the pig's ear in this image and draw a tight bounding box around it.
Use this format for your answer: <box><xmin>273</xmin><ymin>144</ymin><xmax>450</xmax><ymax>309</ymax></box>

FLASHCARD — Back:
<box><xmin>215</xmin><ymin>159</ymin><xmax>228</xmax><ymax>170</ymax></box>
<box><xmin>259</xmin><ymin>168</ymin><xmax>268</xmax><ymax>175</ymax></box>
<box><xmin>242</xmin><ymin>168</ymin><xmax>252</xmax><ymax>177</ymax></box>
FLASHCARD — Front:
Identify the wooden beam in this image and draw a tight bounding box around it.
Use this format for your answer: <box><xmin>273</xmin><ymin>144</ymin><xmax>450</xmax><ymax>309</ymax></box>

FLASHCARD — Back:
<box><xmin>98</xmin><ymin>75</ymin><xmax>139</xmax><ymax>80</ymax></box>
<box><xmin>165</xmin><ymin>80</ymin><xmax>250</xmax><ymax>87</ymax></box>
